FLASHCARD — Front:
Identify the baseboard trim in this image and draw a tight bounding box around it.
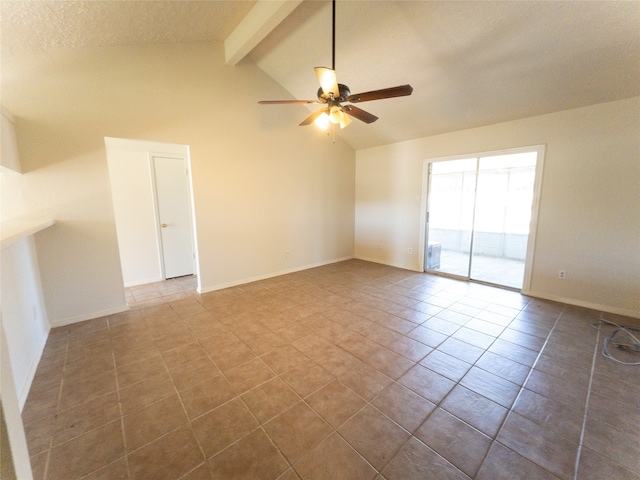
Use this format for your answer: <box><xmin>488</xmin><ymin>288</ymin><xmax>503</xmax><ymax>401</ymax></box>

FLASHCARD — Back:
<box><xmin>354</xmin><ymin>257</ymin><xmax>639</xmax><ymax>319</ymax></box>
<box><xmin>123</xmin><ymin>277</ymin><xmax>164</xmax><ymax>288</ymax></box>
<box><xmin>18</xmin><ymin>330</ymin><xmax>49</xmax><ymax>411</ymax></box>
<box><xmin>199</xmin><ymin>256</ymin><xmax>354</xmax><ymax>294</ymax></box>
<box><xmin>49</xmin><ymin>305</ymin><xmax>131</xmax><ymax>329</ymax></box>
<box><xmin>353</xmin><ymin>255</ymin><xmax>421</xmax><ymax>273</ymax></box>
<box><xmin>522</xmin><ymin>289</ymin><xmax>640</xmax><ymax>319</ymax></box>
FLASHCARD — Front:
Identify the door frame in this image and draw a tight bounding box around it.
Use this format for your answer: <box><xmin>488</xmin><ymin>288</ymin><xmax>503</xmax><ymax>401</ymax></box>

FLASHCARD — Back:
<box><xmin>418</xmin><ymin>144</ymin><xmax>546</xmax><ymax>291</ymax></box>
<box><xmin>149</xmin><ymin>152</ymin><xmax>199</xmax><ymax>282</ymax></box>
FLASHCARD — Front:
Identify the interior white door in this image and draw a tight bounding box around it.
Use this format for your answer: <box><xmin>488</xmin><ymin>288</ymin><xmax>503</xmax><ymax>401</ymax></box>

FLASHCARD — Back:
<box><xmin>153</xmin><ymin>156</ymin><xmax>194</xmax><ymax>279</ymax></box>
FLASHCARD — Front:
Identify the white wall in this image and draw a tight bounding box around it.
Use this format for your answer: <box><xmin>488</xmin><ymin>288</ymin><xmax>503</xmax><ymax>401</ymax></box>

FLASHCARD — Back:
<box><xmin>356</xmin><ymin>97</ymin><xmax>640</xmax><ymax>317</ymax></box>
<box><xmin>0</xmin><ymin>106</ymin><xmax>42</xmax><ymax>479</ymax></box>
<box><xmin>105</xmin><ymin>137</ymin><xmax>191</xmax><ymax>287</ymax></box>
<box><xmin>1</xmin><ymin>323</ymin><xmax>34</xmax><ymax>480</ymax></box>
<box><xmin>2</xmin><ymin>41</ymin><xmax>355</xmax><ymax>325</ymax></box>
<box><xmin>0</xmin><ymin>237</ymin><xmax>49</xmax><ymax>407</ymax></box>
<box><xmin>1</xmin><ymin>106</ymin><xmax>21</xmax><ymax>173</ymax></box>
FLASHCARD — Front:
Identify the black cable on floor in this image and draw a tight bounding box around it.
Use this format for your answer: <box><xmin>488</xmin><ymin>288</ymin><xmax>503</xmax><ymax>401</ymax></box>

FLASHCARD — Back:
<box><xmin>591</xmin><ymin>319</ymin><xmax>640</xmax><ymax>366</ymax></box>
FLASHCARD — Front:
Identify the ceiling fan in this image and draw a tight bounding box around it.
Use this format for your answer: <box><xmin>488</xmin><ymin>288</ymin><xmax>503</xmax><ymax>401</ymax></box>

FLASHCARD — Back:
<box><xmin>258</xmin><ymin>0</ymin><xmax>413</xmax><ymax>130</ymax></box>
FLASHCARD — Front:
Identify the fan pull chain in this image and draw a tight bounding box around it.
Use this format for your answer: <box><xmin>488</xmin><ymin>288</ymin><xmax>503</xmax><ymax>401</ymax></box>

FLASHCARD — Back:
<box><xmin>326</xmin><ymin>123</ymin><xmax>336</xmax><ymax>143</ymax></box>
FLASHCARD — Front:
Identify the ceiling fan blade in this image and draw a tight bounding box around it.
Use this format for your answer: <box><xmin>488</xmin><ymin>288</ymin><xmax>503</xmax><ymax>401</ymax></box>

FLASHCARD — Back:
<box><xmin>258</xmin><ymin>100</ymin><xmax>320</xmax><ymax>105</ymax></box>
<box><xmin>342</xmin><ymin>105</ymin><xmax>378</xmax><ymax>124</ymax></box>
<box><xmin>347</xmin><ymin>84</ymin><xmax>413</xmax><ymax>103</ymax></box>
<box><xmin>315</xmin><ymin>67</ymin><xmax>340</xmax><ymax>98</ymax></box>
<box><xmin>299</xmin><ymin>108</ymin><xmax>328</xmax><ymax>126</ymax></box>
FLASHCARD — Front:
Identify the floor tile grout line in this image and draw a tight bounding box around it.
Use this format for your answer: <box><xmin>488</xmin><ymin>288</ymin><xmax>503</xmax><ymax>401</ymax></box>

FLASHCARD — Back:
<box><xmin>31</xmin><ymin>265</ymin><xmax>631</xmax><ymax>480</ymax></box>
<box><xmin>213</xmin><ymin>322</ymin><xmax>399</xmax><ymax>476</ymax></box>
<box><xmin>320</xmin><ymin>292</ymin><xmax>535</xmax><ymax>477</ymax></box>
<box><xmin>374</xmin><ymin>301</ymin><xmax>535</xmax><ymax>478</ymax></box>
<box><xmin>474</xmin><ymin>304</ymin><xmax>567</xmax><ymax>479</ymax></box>
<box><xmin>204</xmin><ymin>348</ymin><xmax>307</xmax><ymax>474</ymax></box>
<box><xmin>35</xmin><ymin>357</ymin><xmax>58</xmax><ymax>480</ymax></box>
<box><xmin>572</xmin><ymin>322</ymin><xmax>601</xmax><ymax>480</ymax></box>
<box><xmin>114</xmin><ymin>337</ymin><xmax>213</xmax><ymax>473</ymax></box>
<box><xmin>347</xmin><ymin>397</ymin><xmax>424</xmax><ymax>475</ymax></box>
<box><xmin>112</xmin><ymin>317</ymin><xmax>178</xmax><ymax>472</ymax></box>
<box><xmin>269</xmin><ymin>395</ymin><xmax>336</xmax><ymax>471</ymax></box>
<box><xmin>42</xmin><ymin>332</ymin><xmax>128</xmax><ymax>479</ymax></box>
<box><xmin>46</xmin><ymin>316</ymin><xmax>357</xmax><ymax>474</ymax></box>
<box><xmin>111</xmin><ymin>343</ymin><xmax>133</xmax><ymax>480</ymax></box>
<box><xmin>163</xmin><ymin>352</ymin><xmax>215</xmax><ymax>480</ymax></box>
<box><xmin>40</xmin><ymin>332</ymin><xmax>72</xmax><ymax>480</ymax></box>
<box><xmin>370</xmin><ymin>333</ymin><xmax>495</xmax><ymax>477</ymax></box>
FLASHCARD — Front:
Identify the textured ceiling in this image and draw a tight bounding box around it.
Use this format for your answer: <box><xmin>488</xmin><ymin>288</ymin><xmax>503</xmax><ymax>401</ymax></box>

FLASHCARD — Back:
<box><xmin>2</xmin><ymin>0</ymin><xmax>639</xmax><ymax>150</ymax></box>
<box><xmin>250</xmin><ymin>1</ymin><xmax>640</xmax><ymax>149</ymax></box>
<box><xmin>0</xmin><ymin>0</ymin><xmax>256</xmax><ymax>53</ymax></box>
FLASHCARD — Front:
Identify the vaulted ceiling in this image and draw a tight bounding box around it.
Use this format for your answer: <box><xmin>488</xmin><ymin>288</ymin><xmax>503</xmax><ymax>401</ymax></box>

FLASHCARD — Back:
<box><xmin>2</xmin><ymin>0</ymin><xmax>639</xmax><ymax>150</ymax></box>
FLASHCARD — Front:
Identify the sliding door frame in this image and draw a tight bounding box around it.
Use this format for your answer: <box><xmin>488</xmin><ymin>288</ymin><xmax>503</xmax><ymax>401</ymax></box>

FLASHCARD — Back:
<box><xmin>418</xmin><ymin>145</ymin><xmax>546</xmax><ymax>291</ymax></box>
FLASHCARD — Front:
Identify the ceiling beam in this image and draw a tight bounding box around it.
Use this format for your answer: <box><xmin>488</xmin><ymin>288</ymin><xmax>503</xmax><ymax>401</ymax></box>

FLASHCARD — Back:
<box><xmin>225</xmin><ymin>0</ymin><xmax>303</xmax><ymax>66</ymax></box>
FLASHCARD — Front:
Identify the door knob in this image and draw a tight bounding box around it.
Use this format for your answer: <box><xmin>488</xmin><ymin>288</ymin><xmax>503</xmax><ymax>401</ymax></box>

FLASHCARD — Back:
<box><xmin>161</xmin><ymin>223</ymin><xmax>168</xmax><ymax>228</ymax></box>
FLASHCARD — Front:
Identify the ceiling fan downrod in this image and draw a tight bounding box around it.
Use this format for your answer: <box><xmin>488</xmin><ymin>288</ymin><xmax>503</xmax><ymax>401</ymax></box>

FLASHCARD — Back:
<box><xmin>257</xmin><ymin>0</ymin><xmax>413</xmax><ymax>130</ymax></box>
<box><xmin>331</xmin><ymin>0</ymin><xmax>336</xmax><ymax>71</ymax></box>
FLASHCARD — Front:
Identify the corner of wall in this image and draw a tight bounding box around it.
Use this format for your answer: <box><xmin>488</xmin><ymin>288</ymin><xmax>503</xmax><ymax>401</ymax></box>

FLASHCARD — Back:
<box><xmin>48</xmin><ymin>305</ymin><xmax>130</xmax><ymax>329</ymax></box>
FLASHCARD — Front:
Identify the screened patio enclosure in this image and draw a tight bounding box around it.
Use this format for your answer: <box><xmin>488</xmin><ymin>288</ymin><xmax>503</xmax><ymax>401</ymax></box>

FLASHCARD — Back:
<box><xmin>425</xmin><ymin>150</ymin><xmax>539</xmax><ymax>290</ymax></box>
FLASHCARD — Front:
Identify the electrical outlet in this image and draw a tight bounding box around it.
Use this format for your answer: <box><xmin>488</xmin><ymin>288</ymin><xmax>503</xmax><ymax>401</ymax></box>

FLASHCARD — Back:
<box><xmin>558</xmin><ymin>270</ymin><xmax>567</xmax><ymax>280</ymax></box>
<box><xmin>408</xmin><ymin>248</ymin><xmax>413</xmax><ymax>254</ymax></box>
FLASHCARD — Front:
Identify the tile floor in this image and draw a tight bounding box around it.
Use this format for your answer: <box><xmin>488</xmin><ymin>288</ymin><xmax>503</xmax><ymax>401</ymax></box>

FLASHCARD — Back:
<box><xmin>22</xmin><ymin>259</ymin><xmax>640</xmax><ymax>480</ymax></box>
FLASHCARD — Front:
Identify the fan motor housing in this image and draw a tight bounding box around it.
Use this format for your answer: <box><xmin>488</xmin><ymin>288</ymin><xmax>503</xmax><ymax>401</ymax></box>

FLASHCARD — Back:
<box><xmin>318</xmin><ymin>84</ymin><xmax>351</xmax><ymax>103</ymax></box>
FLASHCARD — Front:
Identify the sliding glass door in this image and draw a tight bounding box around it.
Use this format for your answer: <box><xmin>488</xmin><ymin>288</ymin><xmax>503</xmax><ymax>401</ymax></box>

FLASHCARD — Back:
<box><xmin>425</xmin><ymin>149</ymin><xmax>539</xmax><ymax>290</ymax></box>
<box><xmin>426</xmin><ymin>158</ymin><xmax>477</xmax><ymax>277</ymax></box>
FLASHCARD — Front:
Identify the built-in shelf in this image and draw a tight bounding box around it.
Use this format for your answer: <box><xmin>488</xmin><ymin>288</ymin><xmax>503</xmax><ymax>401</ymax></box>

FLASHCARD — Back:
<box><xmin>1</xmin><ymin>217</ymin><xmax>55</xmax><ymax>249</ymax></box>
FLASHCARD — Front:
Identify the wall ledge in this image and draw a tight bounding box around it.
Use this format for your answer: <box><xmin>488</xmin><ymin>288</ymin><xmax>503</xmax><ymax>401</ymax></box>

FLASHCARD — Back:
<box><xmin>1</xmin><ymin>217</ymin><xmax>55</xmax><ymax>249</ymax></box>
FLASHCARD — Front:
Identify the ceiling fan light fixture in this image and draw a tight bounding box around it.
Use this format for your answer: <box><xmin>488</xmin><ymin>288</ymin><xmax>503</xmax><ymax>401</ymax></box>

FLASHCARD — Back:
<box><xmin>329</xmin><ymin>105</ymin><xmax>343</xmax><ymax>124</ymax></box>
<box><xmin>329</xmin><ymin>105</ymin><xmax>352</xmax><ymax>128</ymax></box>
<box><xmin>314</xmin><ymin>111</ymin><xmax>330</xmax><ymax>130</ymax></box>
